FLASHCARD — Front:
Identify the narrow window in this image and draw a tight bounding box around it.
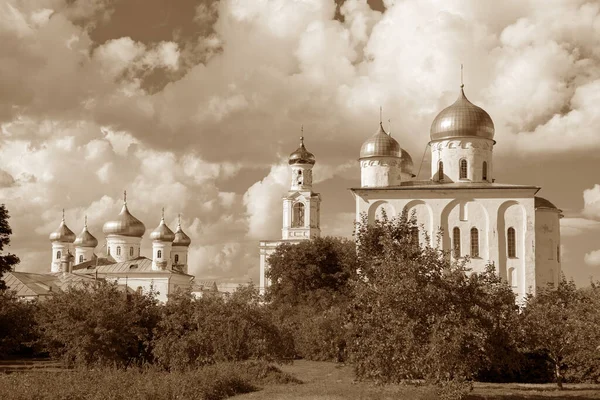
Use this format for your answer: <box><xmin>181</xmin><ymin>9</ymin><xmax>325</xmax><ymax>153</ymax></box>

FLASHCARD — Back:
<box><xmin>116</xmin><ymin>246</ymin><xmax>121</xmax><ymax>256</ymax></box>
<box><xmin>470</xmin><ymin>227</ymin><xmax>479</xmax><ymax>257</ymax></box>
<box><xmin>557</xmin><ymin>245</ymin><xmax>560</xmax><ymax>262</ymax></box>
<box><xmin>57</xmin><ymin>251</ymin><xmax>61</xmax><ymax>260</ymax></box>
<box><xmin>79</xmin><ymin>255</ymin><xmax>84</xmax><ymax>263</ymax></box>
<box><xmin>482</xmin><ymin>161</ymin><xmax>488</xmax><ymax>181</ymax></box>
<box><xmin>508</xmin><ymin>267</ymin><xmax>517</xmax><ymax>288</ymax></box>
<box><xmin>438</xmin><ymin>161</ymin><xmax>444</xmax><ymax>181</ymax></box>
<box><xmin>292</xmin><ymin>203</ymin><xmax>305</xmax><ymax>228</ymax></box>
<box><xmin>174</xmin><ymin>254</ymin><xmax>179</xmax><ymax>263</ymax></box>
<box><xmin>108</xmin><ymin>247</ymin><xmax>111</xmax><ymax>256</ymax></box>
<box><xmin>507</xmin><ymin>227</ymin><xmax>516</xmax><ymax>258</ymax></box>
<box><xmin>130</xmin><ymin>247</ymin><xmax>134</xmax><ymax>256</ymax></box>
<box><xmin>453</xmin><ymin>227</ymin><xmax>461</xmax><ymax>258</ymax></box>
<box><xmin>460</xmin><ymin>159</ymin><xmax>468</xmax><ymax>179</ymax></box>
<box><xmin>157</xmin><ymin>250</ymin><xmax>162</xmax><ymax>259</ymax></box>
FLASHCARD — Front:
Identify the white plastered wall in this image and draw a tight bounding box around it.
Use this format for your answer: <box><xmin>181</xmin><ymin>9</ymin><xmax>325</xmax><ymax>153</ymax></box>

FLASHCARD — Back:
<box><xmin>360</xmin><ymin>157</ymin><xmax>402</xmax><ymax>187</ymax></box>
<box><xmin>50</xmin><ymin>242</ymin><xmax>70</xmax><ymax>272</ymax></box>
<box><xmin>106</xmin><ymin>235</ymin><xmax>141</xmax><ymax>262</ymax></box>
<box><xmin>535</xmin><ymin>209</ymin><xmax>562</xmax><ymax>289</ymax></box>
<box><xmin>430</xmin><ymin>138</ymin><xmax>494</xmax><ymax>183</ymax></box>
<box><xmin>75</xmin><ymin>247</ymin><xmax>95</xmax><ymax>265</ymax></box>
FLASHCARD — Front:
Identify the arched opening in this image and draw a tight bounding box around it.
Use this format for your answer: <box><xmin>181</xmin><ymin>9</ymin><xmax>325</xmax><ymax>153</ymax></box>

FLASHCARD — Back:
<box><xmin>453</xmin><ymin>227</ymin><xmax>461</xmax><ymax>258</ymax></box>
<box><xmin>482</xmin><ymin>161</ymin><xmax>488</xmax><ymax>181</ymax></box>
<box><xmin>174</xmin><ymin>254</ymin><xmax>179</xmax><ymax>263</ymax></box>
<box><xmin>470</xmin><ymin>227</ymin><xmax>479</xmax><ymax>257</ymax></box>
<box><xmin>79</xmin><ymin>255</ymin><xmax>84</xmax><ymax>263</ymax></box>
<box><xmin>157</xmin><ymin>250</ymin><xmax>162</xmax><ymax>259</ymax></box>
<box><xmin>56</xmin><ymin>251</ymin><xmax>61</xmax><ymax>260</ymax></box>
<box><xmin>116</xmin><ymin>246</ymin><xmax>121</xmax><ymax>256</ymax></box>
<box><xmin>507</xmin><ymin>227</ymin><xmax>516</xmax><ymax>258</ymax></box>
<box><xmin>508</xmin><ymin>267</ymin><xmax>517</xmax><ymax>288</ymax></box>
<box><xmin>459</xmin><ymin>159</ymin><xmax>468</xmax><ymax>179</ymax></box>
<box><xmin>108</xmin><ymin>247</ymin><xmax>111</xmax><ymax>256</ymax></box>
<box><xmin>292</xmin><ymin>203</ymin><xmax>305</xmax><ymax>228</ymax></box>
<box><xmin>130</xmin><ymin>247</ymin><xmax>134</xmax><ymax>256</ymax></box>
<box><xmin>438</xmin><ymin>161</ymin><xmax>444</xmax><ymax>181</ymax></box>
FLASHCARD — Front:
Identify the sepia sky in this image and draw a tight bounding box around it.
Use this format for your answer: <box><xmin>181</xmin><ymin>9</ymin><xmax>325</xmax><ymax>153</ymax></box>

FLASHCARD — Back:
<box><xmin>1</xmin><ymin>0</ymin><xmax>600</xmax><ymax>286</ymax></box>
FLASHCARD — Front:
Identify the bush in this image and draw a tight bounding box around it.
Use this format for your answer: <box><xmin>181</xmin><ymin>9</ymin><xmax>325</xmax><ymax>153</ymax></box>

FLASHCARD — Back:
<box><xmin>0</xmin><ymin>291</ymin><xmax>38</xmax><ymax>358</ymax></box>
<box><xmin>35</xmin><ymin>281</ymin><xmax>160</xmax><ymax>367</ymax></box>
<box><xmin>152</xmin><ymin>286</ymin><xmax>293</xmax><ymax>371</ymax></box>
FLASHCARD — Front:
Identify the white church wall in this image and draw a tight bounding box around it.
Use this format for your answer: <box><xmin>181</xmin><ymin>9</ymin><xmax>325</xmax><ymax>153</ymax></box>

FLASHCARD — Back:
<box><xmin>431</xmin><ymin>138</ymin><xmax>494</xmax><ymax>183</ymax></box>
<box><xmin>404</xmin><ymin>200</ymin><xmax>433</xmax><ymax>247</ymax></box>
<box><xmin>535</xmin><ymin>209</ymin><xmax>562</xmax><ymax>289</ymax></box>
<box><xmin>50</xmin><ymin>242</ymin><xmax>70</xmax><ymax>273</ymax></box>
<box><xmin>106</xmin><ymin>235</ymin><xmax>141</xmax><ymax>262</ymax></box>
<box><xmin>360</xmin><ymin>157</ymin><xmax>402</xmax><ymax>187</ymax></box>
<box><xmin>75</xmin><ymin>247</ymin><xmax>95</xmax><ymax>265</ymax></box>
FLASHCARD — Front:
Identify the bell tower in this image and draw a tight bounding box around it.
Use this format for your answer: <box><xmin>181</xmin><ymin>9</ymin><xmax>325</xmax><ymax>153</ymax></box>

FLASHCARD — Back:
<box><xmin>282</xmin><ymin>133</ymin><xmax>321</xmax><ymax>240</ymax></box>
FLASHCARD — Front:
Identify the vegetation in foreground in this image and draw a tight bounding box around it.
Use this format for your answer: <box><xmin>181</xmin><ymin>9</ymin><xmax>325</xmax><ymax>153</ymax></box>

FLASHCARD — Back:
<box><xmin>0</xmin><ymin>360</ymin><xmax>300</xmax><ymax>400</ymax></box>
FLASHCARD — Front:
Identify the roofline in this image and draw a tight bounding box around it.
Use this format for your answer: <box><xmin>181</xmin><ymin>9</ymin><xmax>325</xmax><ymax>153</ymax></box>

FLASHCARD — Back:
<box><xmin>428</xmin><ymin>137</ymin><xmax>497</xmax><ymax>145</ymax></box>
<box><xmin>349</xmin><ymin>185</ymin><xmax>540</xmax><ymax>192</ymax></box>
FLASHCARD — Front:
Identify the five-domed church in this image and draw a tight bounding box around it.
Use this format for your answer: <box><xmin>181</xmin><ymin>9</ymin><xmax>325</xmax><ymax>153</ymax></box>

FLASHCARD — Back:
<box><xmin>260</xmin><ymin>84</ymin><xmax>562</xmax><ymax>299</ymax></box>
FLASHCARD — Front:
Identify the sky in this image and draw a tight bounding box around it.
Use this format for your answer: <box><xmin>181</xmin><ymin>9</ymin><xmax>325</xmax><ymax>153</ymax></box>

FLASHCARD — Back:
<box><xmin>1</xmin><ymin>0</ymin><xmax>600</xmax><ymax>287</ymax></box>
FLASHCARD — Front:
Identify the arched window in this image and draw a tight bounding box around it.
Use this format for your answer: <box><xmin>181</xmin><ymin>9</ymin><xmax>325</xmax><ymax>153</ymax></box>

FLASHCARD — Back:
<box><xmin>157</xmin><ymin>250</ymin><xmax>162</xmax><ymax>259</ymax></box>
<box><xmin>136</xmin><ymin>286</ymin><xmax>143</xmax><ymax>295</ymax></box>
<box><xmin>438</xmin><ymin>161</ymin><xmax>444</xmax><ymax>181</ymax></box>
<box><xmin>453</xmin><ymin>227</ymin><xmax>461</xmax><ymax>258</ymax></box>
<box><xmin>482</xmin><ymin>161</ymin><xmax>488</xmax><ymax>181</ymax></box>
<box><xmin>57</xmin><ymin>251</ymin><xmax>61</xmax><ymax>260</ymax></box>
<box><xmin>130</xmin><ymin>247</ymin><xmax>134</xmax><ymax>256</ymax></box>
<box><xmin>116</xmin><ymin>246</ymin><xmax>121</xmax><ymax>256</ymax></box>
<box><xmin>507</xmin><ymin>227</ymin><xmax>516</xmax><ymax>258</ymax></box>
<box><xmin>292</xmin><ymin>203</ymin><xmax>305</xmax><ymax>228</ymax></box>
<box><xmin>508</xmin><ymin>267</ymin><xmax>517</xmax><ymax>288</ymax></box>
<box><xmin>174</xmin><ymin>254</ymin><xmax>179</xmax><ymax>263</ymax></box>
<box><xmin>459</xmin><ymin>159</ymin><xmax>468</xmax><ymax>179</ymax></box>
<box><xmin>470</xmin><ymin>227</ymin><xmax>479</xmax><ymax>257</ymax></box>
<box><xmin>79</xmin><ymin>255</ymin><xmax>84</xmax><ymax>263</ymax></box>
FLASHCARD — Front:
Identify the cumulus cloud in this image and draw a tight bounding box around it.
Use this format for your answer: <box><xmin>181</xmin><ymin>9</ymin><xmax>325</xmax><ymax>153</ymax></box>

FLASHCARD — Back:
<box><xmin>584</xmin><ymin>249</ymin><xmax>600</xmax><ymax>267</ymax></box>
<box><xmin>583</xmin><ymin>184</ymin><xmax>600</xmax><ymax>220</ymax></box>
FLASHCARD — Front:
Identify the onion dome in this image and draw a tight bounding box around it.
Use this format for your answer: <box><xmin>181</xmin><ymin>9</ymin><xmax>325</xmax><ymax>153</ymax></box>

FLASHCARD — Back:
<box><xmin>150</xmin><ymin>209</ymin><xmax>175</xmax><ymax>242</ymax></box>
<box><xmin>173</xmin><ymin>215</ymin><xmax>191</xmax><ymax>247</ymax></box>
<box><xmin>535</xmin><ymin>196</ymin><xmax>561</xmax><ymax>211</ymax></box>
<box><xmin>360</xmin><ymin>122</ymin><xmax>401</xmax><ymax>159</ymax></box>
<box><xmin>102</xmin><ymin>193</ymin><xmax>146</xmax><ymax>237</ymax></box>
<box><xmin>74</xmin><ymin>216</ymin><xmax>98</xmax><ymax>248</ymax></box>
<box><xmin>49</xmin><ymin>211</ymin><xmax>76</xmax><ymax>243</ymax></box>
<box><xmin>430</xmin><ymin>86</ymin><xmax>495</xmax><ymax>141</ymax></box>
<box><xmin>60</xmin><ymin>251</ymin><xmax>75</xmax><ymax>263</ymax></box>
<box><xmin>400</xmin><ymin>148</ymin><xmax>414</xmax><ymax>175</ymax></box>
<box><xmin>289</xmin><ymin>136</ymin><xmax>316</xmax><ymax>165</ymax></box>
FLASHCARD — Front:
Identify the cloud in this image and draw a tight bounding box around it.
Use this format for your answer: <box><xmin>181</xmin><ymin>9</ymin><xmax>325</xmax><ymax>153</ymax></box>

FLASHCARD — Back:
<box><xmin>560</xmin><ymin>217</ymin><xmax>600</xmax><ymax>237</ymax></box>
<box><xmin>583</xmin><ymin>184</ymin><xmax>600</xmax><ymax>220</ymax></box>
<box><xmin>584</xmin><ymin>249</ymin><xmax>600</xmax><ymax>267</ymax></box>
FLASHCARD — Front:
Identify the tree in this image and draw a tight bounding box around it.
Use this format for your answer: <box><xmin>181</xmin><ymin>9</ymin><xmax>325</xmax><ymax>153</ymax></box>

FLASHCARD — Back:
<box><xmin>0</xmin><ymin>290</ymin><xmax>37</xmax><ymax>358</ymax></box>
<box><xmin>265</xmin><ymin>236</ymin><xmax>358</xmax><ymax>308</ymax></box>
<box><xmin>347</xmin><ymin>211</ymin><xmax>519</xmax><ymax>385</ymax></box>
<box><xmin>35</xmin><ymin>281</ymin><xmax>160</xmax><ymax>367</ymax></box>
<box><xmin>0</xmin><ymin>204</ymin><xmax>20</xmax><ymax>290</ymax></box>
<box><xmin>521</xmin><ymin>278</ymin><xmax>600</xmax><ymax>388</ymax></box>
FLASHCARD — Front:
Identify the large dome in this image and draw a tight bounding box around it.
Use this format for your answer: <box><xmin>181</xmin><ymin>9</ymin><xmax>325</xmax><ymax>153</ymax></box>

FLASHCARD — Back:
<box><xmin>289</xmin><ymin>137</ymin><xmax>316</xmax><ymax>165</ymax></box>
<box><xmin>360</xmin><ymin>123</ymin><xmax>402</xmax><ymax>159</ymax></box>
<box><xmin>49</xmin><ymin>218</ymin><xmax>76</xmax><ymax>243</ymax></box>
<box><xmin>430</xmin><ymin>87</ymin><xmax>495</xmax><ymax>141</ymax></box>
<box><xmin>103</xmin><ymin>203</ymin><xmax>146</xmax><ymax>238</ymax></box>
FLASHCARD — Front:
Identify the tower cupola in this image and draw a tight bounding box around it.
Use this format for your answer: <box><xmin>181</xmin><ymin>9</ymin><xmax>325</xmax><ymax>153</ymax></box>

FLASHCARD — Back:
<box><xmin>151</xmin><ymin>209</ymin><xmax>174</xmax><ymax>271</ymax></box>
<box><xmin>49</xmin><ymin>210</ymin><xmax>76</xmax><ymax>273</ymax></box>
<box><xmin>74</xmin><ymin>216</ymin><xmax>98</xmax><ymax>265</ymax></box>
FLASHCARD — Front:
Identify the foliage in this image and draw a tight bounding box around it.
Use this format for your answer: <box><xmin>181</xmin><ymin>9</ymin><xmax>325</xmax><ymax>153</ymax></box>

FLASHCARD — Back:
<box><xmin>0</xmin><ymin>291</ymin><xmax>37</xmax><ymax>357</ymax></box>
<box><xmin>265</xmin><ymin>236</ymin><xmax>358</xmax><ymax>308</ymax></box>
<box><xmin>0</xmin><ymin>361</ymin><xmax>299</xmax><ymax>400</ymax></box>
<box><xmin>35</xmin><ymin>281</ymin><xmax>160</xmax><ymax>368</ymax></box>
<box><xmin>152</xmin><ymin>285</ymin><xmax>293</xmax><ymax>371</ymax></box>
<box><xmin>0</xmin><ymin>204</ymin><xmax>20</xmax><ymax>290</ymax></box>
<box><xmin>347</xmin><ymin>211</ymin><xmax>519</xmax><ymax>385</ymax></box>
<box><xmin>521</xmin><ymin>278</ymin><xmax>600</xmax><ymax>387</ymax></box>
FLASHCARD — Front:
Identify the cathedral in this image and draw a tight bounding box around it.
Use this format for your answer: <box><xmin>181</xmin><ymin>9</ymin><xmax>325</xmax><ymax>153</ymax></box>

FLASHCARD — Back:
<box><xmin>260</xmin><ymin>83</ymin><xmax>562</xmax><ymax>299</ymax></box>
<box><xmin>5</xmin><ymin>194</ymin><xmax>213</xmax><ymax>303</ymax></box>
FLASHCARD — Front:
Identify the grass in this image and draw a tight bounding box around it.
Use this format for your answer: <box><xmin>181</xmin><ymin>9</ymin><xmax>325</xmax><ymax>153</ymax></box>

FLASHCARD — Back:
<box><xmin>233</xmin><ymin>360</ymin><xmax>600</xmax><ymax>400</ymax></box>
<box><xmin>0</xmin><ymin>360</ymin><xmax>300</xmax><ymax>400</ymax></box>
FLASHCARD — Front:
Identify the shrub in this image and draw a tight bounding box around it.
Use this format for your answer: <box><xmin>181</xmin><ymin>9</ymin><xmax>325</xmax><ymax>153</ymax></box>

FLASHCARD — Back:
<box><xmin>0</xmin><ymin>291</ymin><xmax>38</xmax><ymax>358</ymax></box>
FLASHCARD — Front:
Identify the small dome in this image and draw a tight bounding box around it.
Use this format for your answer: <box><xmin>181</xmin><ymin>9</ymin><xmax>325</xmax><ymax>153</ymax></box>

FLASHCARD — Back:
<box><xmin>173</xmin><ymin>224</ymin><xmax>191</xmax><ymax>247</ymax></box>
<box><xmin>49</xmin><ymin>216</ymin><xmax>76</xmax><ymax>243</ymax></box>
<box><xmin>289</xmin><ymin>137</ymin><xmax>316</xmax><ymax>165</ymax></box>
<box><xmin>360</xmin><ymin>123</ymin><xmax>401</xmax><ymax>159</ymax></box>
<box><xmin>103</xmin><ymin>203</ymin><xmax>146</xmax><ymax>238</ymax></box>
<box><xmin>60</xmin><ymin>251</ymin><xmax>74</xmax><ymax>263</ymax></box>
<box><xmin>150</xmin><ymin>216</ymin><xmax>175</xmax><ymax>242</ymax></box>
<box><xmin>74</xmin><ymin>223</ymin><xmax>98</xmax><ymax>248</ymax></box>
<box><xmin>400</xmin><ymin>148</ymin><xmax>414</xmax><ymax>175</ymax></box>
<box><xmin>430</xmin><ymin>87</ymin><xmax>495</xmax><ymax>141</ymax></box>
<box><xmin>535</xmin><ymin>196</ymin><xmax>560</xmax><ymax>211</ymax></box>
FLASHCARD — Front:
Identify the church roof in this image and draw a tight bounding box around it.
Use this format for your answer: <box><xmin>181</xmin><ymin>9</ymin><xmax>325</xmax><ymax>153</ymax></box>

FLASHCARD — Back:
<box><xmin>289</xmin><ymin>136</ymin><xmax>316</xmax><ymax>165</ymax></box>
<box><xmin>103</xmin><ymin>203</ymin><xmax>146</xmax><ymax>238</ymax></box>
<box><xmin>360</xmin><ymin>123</ymin><xmax>402</xmax><ymax>159</ymax></box>
<box><xmin>3</xmin><ymin>271</ymin><xmax>97</xmax><ymax>298</ymax></box>
<box><xmin>351</xmin><ymin>181</ymin><xmax>540</xmax><ymax>192</ymax></box>
<box><xmin>535</xmin><ymin>196</ymin><xmax>562</xmax><ymax>213</ymax></box>
<box><xmin>74</xmin><ymin>256</ymin><xmax>194</xmax><ymax>277</ymax></box>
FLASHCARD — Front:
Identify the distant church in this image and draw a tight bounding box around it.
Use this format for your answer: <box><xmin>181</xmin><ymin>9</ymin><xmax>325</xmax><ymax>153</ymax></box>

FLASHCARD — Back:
<box><xmin>5</xmin><ymin>194</ymin><xmax>216</xmax><ymax>302</ymax></box>
<box><xmin>260</xmin><ymin>83</ymin><xmax>562</xmax><ymax>299</ymax></box>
